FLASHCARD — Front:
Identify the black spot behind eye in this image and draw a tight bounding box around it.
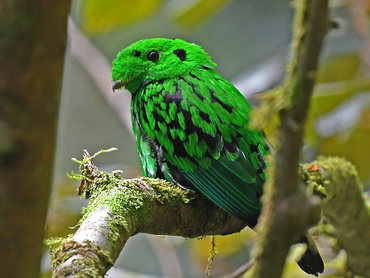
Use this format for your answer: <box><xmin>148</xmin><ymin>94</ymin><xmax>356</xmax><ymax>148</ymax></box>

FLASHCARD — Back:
<box><xmin>173</xmin><ymin>49</ymin><xmax>186</xmax><ymax>61</ymax></box>
<box><xmin>147</xmin><ymin>50</ymin><xmax>160</xmax><ymax>62</ymax></box>
<box><xmin>133</xmin><ymin>50</ymin><xmax>141</xmax><ymax>57</ymax></box>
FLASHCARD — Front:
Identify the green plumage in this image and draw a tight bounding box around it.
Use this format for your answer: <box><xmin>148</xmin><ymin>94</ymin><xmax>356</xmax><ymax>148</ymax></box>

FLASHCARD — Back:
<box><xmin>112</xmin><ymin>38</ymin><xmax>267</xmax><ymax>224</ymax></box>
<box><xmin>112</xmin><ymin>38</ymin><xmax>324</xmax><ymax>276</ymax></box>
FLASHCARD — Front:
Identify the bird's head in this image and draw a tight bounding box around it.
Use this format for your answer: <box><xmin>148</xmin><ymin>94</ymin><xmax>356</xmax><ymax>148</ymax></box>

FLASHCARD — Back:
<box><xmin>111</xmin><ymin>38</ymin><xmax>216</xmax><ymax>93</ymax></box>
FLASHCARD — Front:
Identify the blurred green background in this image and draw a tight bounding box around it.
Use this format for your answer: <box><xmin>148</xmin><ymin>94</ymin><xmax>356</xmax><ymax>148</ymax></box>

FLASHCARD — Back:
<box><xmin>45</xmin><ymin>0</ymin><xmax>370</xmax><ymax>277</ymax></box>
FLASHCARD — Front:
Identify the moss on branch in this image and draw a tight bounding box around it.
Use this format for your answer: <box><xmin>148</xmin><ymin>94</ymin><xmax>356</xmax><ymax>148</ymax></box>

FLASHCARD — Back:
<box><xmin>48</xmin><ymin>151</ymin><xmax>370</xmax><ymax>277</ymax></box>
<box><xmin>308</xmin><ymin>157</ymin><xmax>370</xmax><ymax>277</ymax></box>
<box><xmin>48</xmin><ymin>150</ymin><xmax>247</xmax><ymax>277</ymax></box>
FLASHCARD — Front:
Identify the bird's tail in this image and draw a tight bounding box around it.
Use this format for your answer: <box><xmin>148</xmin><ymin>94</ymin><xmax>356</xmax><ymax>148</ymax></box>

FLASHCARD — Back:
<box><xmin>297</xmin><ymin>235</ymin><xmax>324</xmax><ymax>276</ymax></box>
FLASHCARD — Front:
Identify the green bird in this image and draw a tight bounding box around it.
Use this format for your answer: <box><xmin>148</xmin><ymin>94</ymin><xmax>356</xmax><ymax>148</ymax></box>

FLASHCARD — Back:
<box><xmin>112</xmin><ymin>38</ymin><xmax>324</xmax><ymax>276</ymax></box>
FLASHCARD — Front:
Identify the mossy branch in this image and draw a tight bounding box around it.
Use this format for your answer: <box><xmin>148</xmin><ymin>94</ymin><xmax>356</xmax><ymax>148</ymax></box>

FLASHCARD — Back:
<box><xmin>48</xmin><ymin>151</ymin><xmax>370</xmax><ymax>277</ymax></box>
<box><xmin>312</xmin><ymin>157</ymin><xmax>370</xmax><ymax>277</ymax></box>
<box><xmin>48</xmin><ymin>150</ymin><xmax>247</xmax><ymax>278</ymax></box>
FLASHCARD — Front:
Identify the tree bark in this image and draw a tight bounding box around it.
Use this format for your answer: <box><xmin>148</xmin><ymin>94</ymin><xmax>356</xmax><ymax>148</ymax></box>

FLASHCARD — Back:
<box><xmin>49</xmin><ymin>151</ymin><xmax>247</xmax><ymax>277</ymax></box>
<box><xmin>48</xmin><ymin>153</ymin><xmax>370</xmax><ymax>277</ymax></box>
<box><xmin>0</xmin><ymin>1</ymin><xmax>70</xmax><ymax>277</ymax></box>
<box><xmin>246</xmin><ymin>1</ymin><xmax>330</xmax><ymax>277</ymax></box>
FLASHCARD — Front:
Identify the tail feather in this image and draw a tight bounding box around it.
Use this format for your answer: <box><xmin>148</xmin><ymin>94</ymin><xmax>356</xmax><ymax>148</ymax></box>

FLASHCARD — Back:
<box><xmin>297</xmin><ymin>236</ymin><xmax>324</xmax><ymax>276</ymax></box>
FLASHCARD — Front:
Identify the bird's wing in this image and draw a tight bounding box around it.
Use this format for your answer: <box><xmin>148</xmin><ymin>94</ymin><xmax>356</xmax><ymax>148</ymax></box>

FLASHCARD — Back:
<box><xmin>137</xmin><ymin>70</ymin><xmax>267</xmax><ymax>223</ymax></box>
<box><xmin>179</xmin><ymin>144</ymin><xmax>265</xmax><ymax>222</ymax></box>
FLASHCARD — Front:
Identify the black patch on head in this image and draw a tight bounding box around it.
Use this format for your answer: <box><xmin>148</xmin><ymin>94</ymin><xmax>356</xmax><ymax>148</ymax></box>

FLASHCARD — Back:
<box><xmin>173</xmin><ymin>49</ymin><xmax>187</xmax><ymax>61</ymax></box>
<box><xmin>133</xmin><ymin>50</ymin><xmax>141</xmax><ymax>57</ymax></box>
<box><xmin>147</xmin><ymin>50</ymin><xmax>160</xmax><ymax>62</ymax></box>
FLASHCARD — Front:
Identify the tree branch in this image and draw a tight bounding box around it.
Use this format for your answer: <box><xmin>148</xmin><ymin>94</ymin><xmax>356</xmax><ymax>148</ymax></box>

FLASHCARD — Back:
<box><xmin>48</xmin><ymin>153</ymin><xmax>369</xmax><ymax>277</ymax></box>
<box><xmin>310</xmin><ymin>157</ymin><xmax>370</xmax><ymax>277</ymax></box>
<box><xmin>48</xmin><ymin>150</ymin><xmax>247</xmax><ymax>277</ymax></box>
<box><xmin>246</xmin><ymin>0</ymin><xmax>330</xmax><ymax>277</ymax></box>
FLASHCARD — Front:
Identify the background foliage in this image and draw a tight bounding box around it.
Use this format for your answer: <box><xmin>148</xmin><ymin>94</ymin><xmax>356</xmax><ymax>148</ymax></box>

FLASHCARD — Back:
<box><xmin>46</xmin><ymin>0</ymin><xmax>370</xmax><ymax>277</ymax></box>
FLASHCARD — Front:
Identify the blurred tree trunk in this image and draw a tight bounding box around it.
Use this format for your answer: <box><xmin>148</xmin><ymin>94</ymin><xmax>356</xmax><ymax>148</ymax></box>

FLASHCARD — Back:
<box><xmin>0</xmin><ymin>1</ymin><xmax>70</xmax><ymax>277</ymax></box>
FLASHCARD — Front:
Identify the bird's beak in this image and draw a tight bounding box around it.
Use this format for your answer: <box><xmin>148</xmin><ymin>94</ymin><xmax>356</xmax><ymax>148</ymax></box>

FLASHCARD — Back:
<box><xmin>112</xmin><ymin>80</ymin><xmax>124</xmax><ymax>92</ymax></box>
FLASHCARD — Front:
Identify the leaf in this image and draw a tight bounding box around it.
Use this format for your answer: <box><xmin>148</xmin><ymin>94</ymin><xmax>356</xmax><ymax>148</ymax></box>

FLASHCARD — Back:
<box><xmin>319</xmin><ymin>112</ymin><xmax>370</xmax><ymax>180</ymax></box>
<box><xmin>316</xmin><ymin>53</ymin><xmax>361</xmax><ymax>83</ymax></box>
<box><xmin>80</xmin><ymin>0</ymin><xmax>162</xmax><ymax>35</ymax></box>
<box><xmin>173</xmin><ymin>0</ymin><xmax>233</xmax><ymax>29</ymax></box>
<box><xmin>303</xmin><ymin>51</ymin><xmax>370</xmax><ymax>182</ymax></box>
<box><xmin>307</xmin><ymin>53</ymin><xmax>363</xmax><ymax>137</ymax></box>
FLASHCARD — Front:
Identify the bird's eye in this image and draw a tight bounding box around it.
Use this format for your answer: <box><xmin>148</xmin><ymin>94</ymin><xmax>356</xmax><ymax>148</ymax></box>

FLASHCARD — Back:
<box><xmin>173</xmin><ymin>49</ymin><xmax>186</xmax><ymax>61</ymax></box>
<box><xmin>147</xmin><ymin>50</ymin><xmax>160</xmax><ymax>62</ymax></box>
<box><xmin>133</xmin><ymin>50</ymin><xmax>141</xmax><ymax>57</ymax></box>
